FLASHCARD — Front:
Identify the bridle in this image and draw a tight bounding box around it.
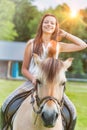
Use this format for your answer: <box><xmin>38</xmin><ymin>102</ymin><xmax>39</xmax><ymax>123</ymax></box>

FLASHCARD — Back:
<box><xmin>30</xmin><ymin>79</ymin><xmax>64</xmax><ymax>115</ymax></box>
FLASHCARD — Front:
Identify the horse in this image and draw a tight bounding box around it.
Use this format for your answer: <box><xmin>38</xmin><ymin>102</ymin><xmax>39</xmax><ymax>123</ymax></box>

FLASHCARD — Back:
<box><xmin>13</xmin><ymin>54</ymin><xmax>73</xmax><ymax>130</ymax></box>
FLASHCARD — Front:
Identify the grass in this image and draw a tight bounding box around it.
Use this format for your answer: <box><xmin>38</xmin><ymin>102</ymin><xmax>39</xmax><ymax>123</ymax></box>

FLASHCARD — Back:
<box><xmin>66</xmin><ymin>82</ymin><xmax>87</xmax><ymax>130</ymax></box>
<box><xmin>0</xmin><ymin>79</ymin><xmax>87</xmax><ymax>130</ymax></box>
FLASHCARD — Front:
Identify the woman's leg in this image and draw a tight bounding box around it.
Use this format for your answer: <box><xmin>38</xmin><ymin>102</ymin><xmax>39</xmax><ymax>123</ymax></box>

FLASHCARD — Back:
<box><xmin>62</xmin><ymin>94</ymin><xmax>77</xmax><ymax>130</ymax></box>
<box><xmin>1</xmin><ymin>81</ymin><xmax>33</xmax><ymax>130</ymax></box>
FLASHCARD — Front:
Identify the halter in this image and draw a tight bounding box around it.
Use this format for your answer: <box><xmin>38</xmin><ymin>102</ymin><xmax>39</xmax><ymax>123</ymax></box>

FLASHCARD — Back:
<box><xmin>30</xmin><ymin>79</ymin><xmax>64</xmax><ymax>115</ymax></box>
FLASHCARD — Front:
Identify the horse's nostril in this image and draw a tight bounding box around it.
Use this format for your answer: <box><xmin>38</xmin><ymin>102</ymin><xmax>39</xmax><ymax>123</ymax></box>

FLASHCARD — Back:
<box><xmin>41</xmin><ymin>112</ymin><xmax>45</xmax><ymax>120</ymax></box>
<box><xmin>56</xmin><ymin>112</ymin><xmax>58</xmax><ymax>119</ymax></box>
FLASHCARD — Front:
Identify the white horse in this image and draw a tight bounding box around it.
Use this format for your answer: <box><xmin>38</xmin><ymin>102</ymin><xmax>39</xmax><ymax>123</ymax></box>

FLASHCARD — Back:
<box><xmin>13</xmin><ymin>54</ymin><xmax>73</xmax><ymax>130</ymax></box>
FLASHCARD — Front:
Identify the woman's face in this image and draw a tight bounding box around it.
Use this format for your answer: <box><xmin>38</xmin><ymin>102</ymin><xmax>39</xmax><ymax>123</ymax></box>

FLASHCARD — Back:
<box><xmin>42</xmin><ymin>16</ymin><xmax>56</xmax><ymax>34</ymax></box>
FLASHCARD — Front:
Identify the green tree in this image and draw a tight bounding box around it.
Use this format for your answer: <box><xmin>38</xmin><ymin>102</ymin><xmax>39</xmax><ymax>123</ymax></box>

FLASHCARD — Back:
<box><xmin>13</xmin><ymin>0</ymin><xmax>42</xmax><ymax>41</ymax></box>
<box><xmin>79</xmin><ymin>8</ymin><xmax>87</xmax><ymax>23</ymax></box>
<box><xmin>0</xmin><ymin>0</ymin><xmax>17</xmax><ymax>40</ymax></box>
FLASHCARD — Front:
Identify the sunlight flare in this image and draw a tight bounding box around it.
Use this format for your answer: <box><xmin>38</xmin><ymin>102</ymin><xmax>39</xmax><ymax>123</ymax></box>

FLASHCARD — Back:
<box><xmin>70</xmin><ymin>10</ymin><xmax>78</xmax><ymax>18</ymax></box>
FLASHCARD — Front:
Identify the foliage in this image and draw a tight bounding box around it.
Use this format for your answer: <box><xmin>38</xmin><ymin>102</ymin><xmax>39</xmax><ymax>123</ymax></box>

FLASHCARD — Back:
<box><xmin>72</xmin><ymin>55</ymin><xmax>84</xmax><ymax>74</ymax></box>
<box><xmin>79</xmin><ymin>8</ymin><xmax>87</xmax><ymax>23</ymax></box>
<box><xmin>0</xmin><ymin>0</ymin><xmax>17</xmax><ymax>40</ymax></box>
<box><xmin>12</xmin><ymin>0</ymin><xmax>42</xmax><ymax>41</ymax></box>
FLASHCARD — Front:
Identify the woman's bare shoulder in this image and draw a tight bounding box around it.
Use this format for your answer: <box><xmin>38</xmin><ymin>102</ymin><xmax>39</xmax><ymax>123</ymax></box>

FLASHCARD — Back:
<box><xmin>26</xmin><ymin>38</ymin><xmax>34</xmax><ymax>46</ymax></box>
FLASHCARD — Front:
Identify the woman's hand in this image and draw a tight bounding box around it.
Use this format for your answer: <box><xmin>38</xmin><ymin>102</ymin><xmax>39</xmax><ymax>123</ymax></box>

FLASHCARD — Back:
<box><xmin>58</xmin><ymin>29</ymin><xmax>67</xmax><ymax>38</ymax></box>
<box><xmin>32</xmin><ymin>77</ymin><xmax>37</xmax><ymax>86</ymax></box>
<box><xmin>79</xmin><ymin>42</ymin><xmax>87</xmax><ymax>49</ymax></box>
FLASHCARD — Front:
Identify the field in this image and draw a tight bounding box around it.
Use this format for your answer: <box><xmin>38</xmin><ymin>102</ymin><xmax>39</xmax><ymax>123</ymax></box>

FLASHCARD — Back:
<box><xmin>0</xmin><ymin>79</ymin><xmax>87</xmax><ymax>130</ymax></box>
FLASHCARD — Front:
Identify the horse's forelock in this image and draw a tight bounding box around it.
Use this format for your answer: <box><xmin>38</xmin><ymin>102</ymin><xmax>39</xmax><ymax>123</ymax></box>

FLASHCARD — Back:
<box><xmin>41</xmin><ymin>58</ymin><xmax>63</xmax><ymax>82</ymax></box>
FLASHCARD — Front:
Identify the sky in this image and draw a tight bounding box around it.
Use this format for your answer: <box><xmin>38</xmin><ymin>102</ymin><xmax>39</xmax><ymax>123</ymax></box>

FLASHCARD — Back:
<box><xmin>32</xmin><ymin>0</ymin><xmax>87</xmax><ymax>12</ymax></box>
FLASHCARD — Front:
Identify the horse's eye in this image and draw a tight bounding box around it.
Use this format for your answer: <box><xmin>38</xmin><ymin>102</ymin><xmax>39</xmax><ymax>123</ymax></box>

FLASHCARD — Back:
<box><xmin>62</xmin><ymin>82</ymin><xmax>66</xmax><ymax>86</ymax></box>
<box><xmin>39</xmin><ymin>81</ymin><xmax>42</xmax><ymax>85</ymax></box>
<box><xmin>36</xmin><ymin>79</ymin><xmax>41</xmax><ymax>84</ymax></box>
<box><xmin>37</xmin><ymin>79</ymin><xmax>42</xmax><ymax>87</ymax></box>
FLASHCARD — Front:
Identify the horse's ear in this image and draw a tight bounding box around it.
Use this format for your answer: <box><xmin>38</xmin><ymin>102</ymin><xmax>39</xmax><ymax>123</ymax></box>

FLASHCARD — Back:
<box><xmin>33</xmin><ymin>53</ymin><xmax>41</xmax><ymax>65</ymax></box>
<box><xmin>63</xmin><ymin>58</ymin><xmax>74</xmax><ymax>71</ymax></box>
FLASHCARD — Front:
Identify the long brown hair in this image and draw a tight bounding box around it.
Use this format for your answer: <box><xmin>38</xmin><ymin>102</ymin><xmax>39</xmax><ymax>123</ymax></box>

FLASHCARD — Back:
<box><xmin>33</xmin><ymin>14</ymin><xmax>59</xmax><ymax>55</ymax></box>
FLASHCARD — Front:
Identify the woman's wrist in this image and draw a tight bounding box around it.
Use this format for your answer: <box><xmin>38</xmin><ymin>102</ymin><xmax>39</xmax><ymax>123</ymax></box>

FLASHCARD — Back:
<box><xmin>31</xmin><ymin>77</ymin><xmax>36</xmax><ymax>86</ymax></box>
<box><xmin>64</xmin><ymin>32</ymin><xmax>68</xmax><ymax>38</ymax></box>
<box><xmin>64</xmin><ymin>32</ymin><xmax>87</xmax><ymax>47</ymax></box>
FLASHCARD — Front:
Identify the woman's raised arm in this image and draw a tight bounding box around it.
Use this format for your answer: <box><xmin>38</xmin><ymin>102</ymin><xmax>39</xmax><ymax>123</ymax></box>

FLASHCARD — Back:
<box><xmin>59</xmin><ymin>29</ymin><xmax>87</xmax><ymax>52</ymax></box>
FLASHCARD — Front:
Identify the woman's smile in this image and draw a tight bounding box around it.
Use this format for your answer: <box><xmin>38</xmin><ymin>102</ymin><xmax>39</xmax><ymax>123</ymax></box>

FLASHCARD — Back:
<box><xmin>42</xmin><ymin>16</ymin><xmax>56</xmax><ymax>34</ymax></box>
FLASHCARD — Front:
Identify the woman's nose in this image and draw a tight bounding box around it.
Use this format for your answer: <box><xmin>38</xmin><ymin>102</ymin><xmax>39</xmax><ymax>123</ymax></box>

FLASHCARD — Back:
<box><xmin>47</xmin><ymin>22</ymin><xmax>51</xmax><ymax>26</ymax></box>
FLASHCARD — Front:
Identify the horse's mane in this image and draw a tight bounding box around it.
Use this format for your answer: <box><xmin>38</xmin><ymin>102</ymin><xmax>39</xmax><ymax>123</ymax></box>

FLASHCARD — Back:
<box><xmin>41</xmin><ymin>58</ymin><xmax>63</xmax><ymax>82</ymax></box>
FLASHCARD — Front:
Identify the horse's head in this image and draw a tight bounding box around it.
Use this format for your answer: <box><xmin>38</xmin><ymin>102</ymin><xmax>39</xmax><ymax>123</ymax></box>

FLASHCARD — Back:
<box><xmin>33</xmin><ymin>54</ymin><xmax>73</xmax><ymax>127</ymax></box>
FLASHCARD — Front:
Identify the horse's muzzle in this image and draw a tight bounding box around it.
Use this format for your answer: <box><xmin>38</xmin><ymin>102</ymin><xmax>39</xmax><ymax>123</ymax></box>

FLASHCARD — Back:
<box><xmin>41</xmin><ymin>111</ymin><xmax>58</xmax><ymax>127</ymax></box>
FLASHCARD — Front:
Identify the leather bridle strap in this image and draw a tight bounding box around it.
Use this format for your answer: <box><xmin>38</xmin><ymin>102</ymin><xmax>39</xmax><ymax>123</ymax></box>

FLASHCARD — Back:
<box><xmin>30</xmin><ymin>79</ymin><xmax>64</xmax><ymax>114</ymax></box>
<box><xmin>30</xmin><ymin>79</ymin><xmax>42</xmax><ymax>114</ymax></box>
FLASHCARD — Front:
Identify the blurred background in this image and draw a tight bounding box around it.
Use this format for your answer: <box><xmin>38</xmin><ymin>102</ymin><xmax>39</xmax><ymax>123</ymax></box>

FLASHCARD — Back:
<box><xmin>0</xmin><ymin>0</ymin><xmax>87</xmax><ymax>130</ymax></box>
<box><xmin>0</xmin><ymin>0</ymin><xmax>87</xmax><ymax>79</ymax></box>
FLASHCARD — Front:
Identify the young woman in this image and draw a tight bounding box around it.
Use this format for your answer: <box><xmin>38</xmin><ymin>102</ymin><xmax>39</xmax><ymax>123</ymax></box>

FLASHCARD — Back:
<box><xmin>1</xmin><ymin>14</ymin><xmax>87</xmax><ymax>130</ymax></box>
